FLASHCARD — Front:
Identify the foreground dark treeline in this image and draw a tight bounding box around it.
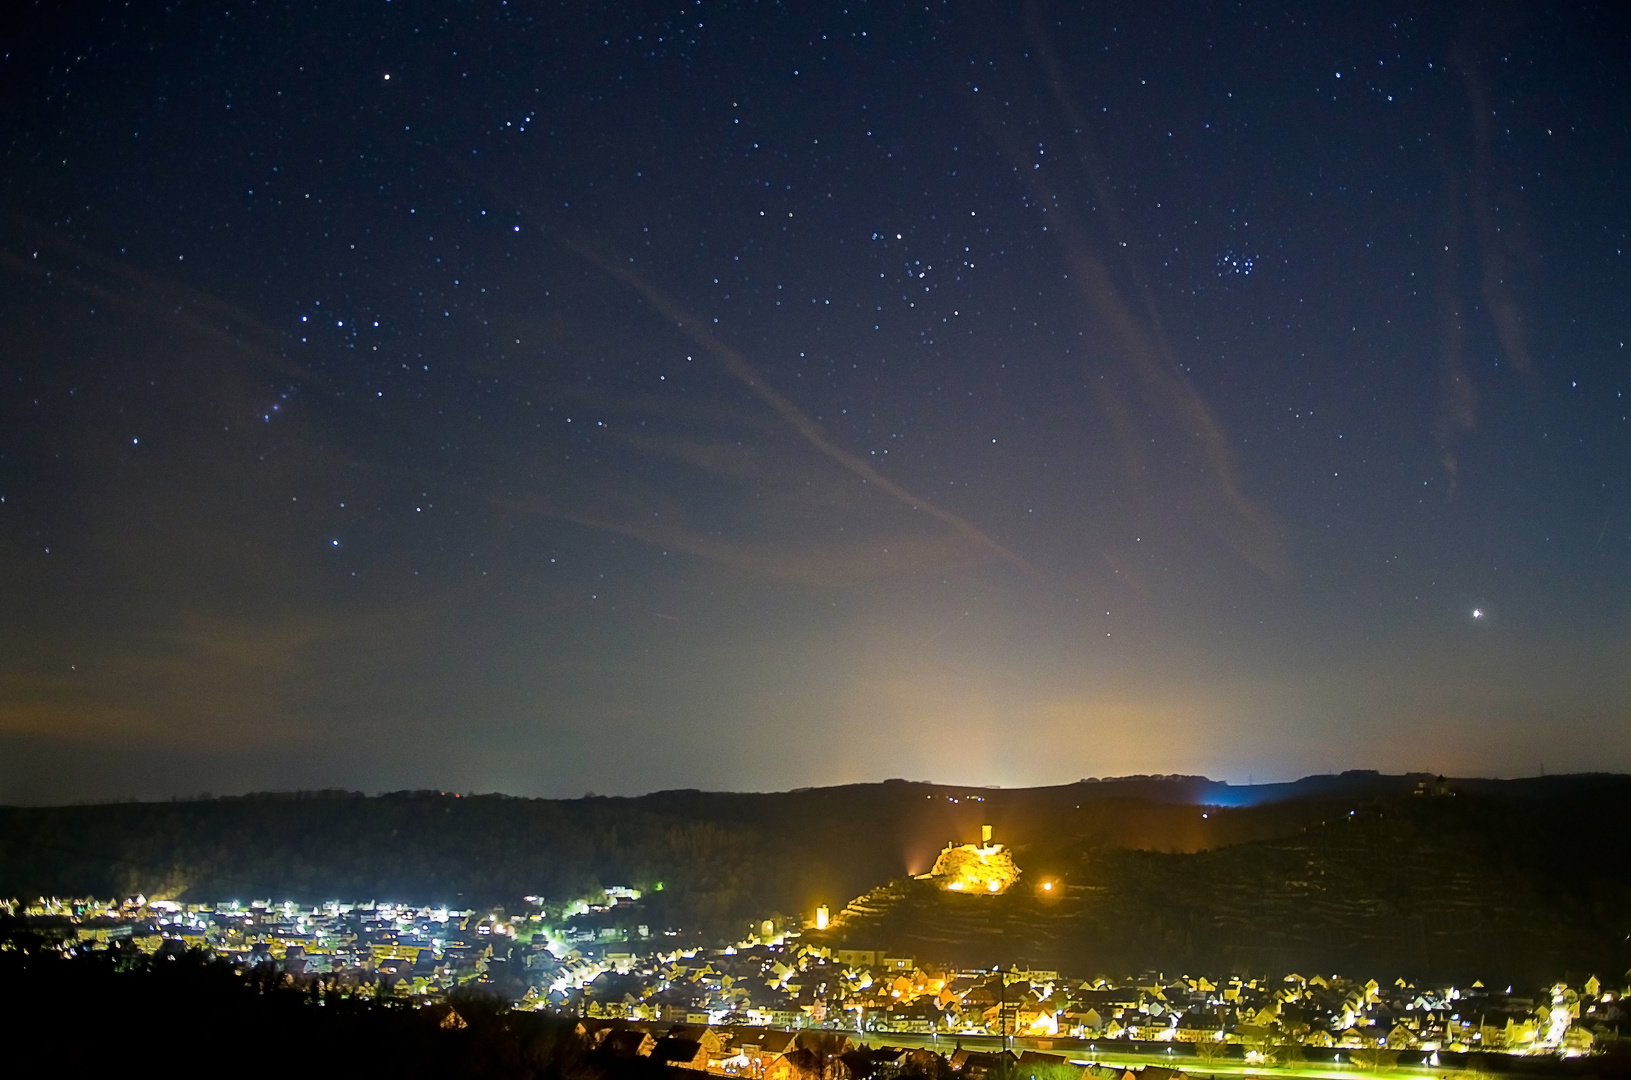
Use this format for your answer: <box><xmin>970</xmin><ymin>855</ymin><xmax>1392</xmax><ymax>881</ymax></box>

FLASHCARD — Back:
<box><xmin>0</xmin><ymin>924</ymin><xmax>590</xmax><ymax>1079</ymax></box>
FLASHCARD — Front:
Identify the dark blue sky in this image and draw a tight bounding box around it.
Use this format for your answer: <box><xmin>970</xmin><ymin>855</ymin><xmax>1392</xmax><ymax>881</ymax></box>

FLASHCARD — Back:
<box><xmin>2</xmin><ymin>0</ymin><xmax>1628</xmax><ymax>803</ymax></box>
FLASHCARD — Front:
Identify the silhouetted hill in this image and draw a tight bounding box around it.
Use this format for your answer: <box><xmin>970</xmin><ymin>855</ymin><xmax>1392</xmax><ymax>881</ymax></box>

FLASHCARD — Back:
<box><xmin>0</xmin><ymin>931</ymin><xmax>591</xmax><ymax>1079</ymax></box>
<box><xmin>0</xmin><ymin>775</ymin><xmax>1352</xmax><ymax>918</ymax></box>
<box><xmin>820</xmin><ymin>781</ymin><xmax>1631</xmax><ymax>984</ymax></box>
<box><xmin>4</xmin><ymin>773</ymin><xmax>1629</xmax><ymax>978</ymax></box>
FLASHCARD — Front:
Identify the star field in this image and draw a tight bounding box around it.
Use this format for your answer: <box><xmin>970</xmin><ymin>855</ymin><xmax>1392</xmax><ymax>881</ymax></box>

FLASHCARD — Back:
<box><xmin>1</xmin><ymin>0</ymin><xmax>1629</xmax><ymax>803</ymax></box>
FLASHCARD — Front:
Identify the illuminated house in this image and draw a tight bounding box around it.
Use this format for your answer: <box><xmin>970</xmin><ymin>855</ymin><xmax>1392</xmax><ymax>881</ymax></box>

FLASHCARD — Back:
<box><xmin>919</xmin><ymin>824</ymin><xmax>1020</xmax><ymax>894</ymax></box>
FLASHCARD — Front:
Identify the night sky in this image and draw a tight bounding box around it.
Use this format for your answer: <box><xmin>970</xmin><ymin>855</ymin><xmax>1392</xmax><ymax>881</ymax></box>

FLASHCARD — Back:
<box><xmin>3</xmin><ymin>1</ymin><xmax>1629</xmax><ymax>805</ymax></box>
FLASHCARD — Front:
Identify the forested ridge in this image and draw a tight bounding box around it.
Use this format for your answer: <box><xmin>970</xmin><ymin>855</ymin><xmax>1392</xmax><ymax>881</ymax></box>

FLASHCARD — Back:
<box><xmin>820</xmin><ymin>783</ymin><xmax>1631</xmax><ymax>982</ymax></box>
<box><xmin>0</xmin><ymin>775</ymin><xmax>1356</xmax><ymax>922</ymax></box>
<box><xmin>4</xmin><ymin>773</ymin><xmax>1629</xmax><ymax>975</ymax></box>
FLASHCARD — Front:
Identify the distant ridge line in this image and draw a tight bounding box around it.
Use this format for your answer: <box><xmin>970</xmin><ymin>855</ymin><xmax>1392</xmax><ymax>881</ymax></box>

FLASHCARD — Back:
<box><xmin>10</xmin><ymin>770</ymin><xmax>1630</xmax><ymax>810</ymax></box>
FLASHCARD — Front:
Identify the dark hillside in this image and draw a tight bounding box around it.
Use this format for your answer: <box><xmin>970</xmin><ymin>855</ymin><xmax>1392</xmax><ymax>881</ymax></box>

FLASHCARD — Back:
<box><xmin>819</xmin><ymin>786</ymin><xmax>1631</xmax><ymax>983</ymax></box>
<box><xmin>0</xmin><ymin>775</ymin><xmax>1362</xmax><ymax>920</ymax></box>
<box><xmin>3</xmin><ymin>774</ymin><xmax>1628</xmax><ymax>978</ymax></box>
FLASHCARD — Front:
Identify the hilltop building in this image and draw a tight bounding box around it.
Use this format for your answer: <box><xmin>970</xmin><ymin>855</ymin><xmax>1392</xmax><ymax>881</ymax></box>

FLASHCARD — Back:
<box><xmin>919</xmin><ymin>824</ymin><xmax>1020</xmax><ymax>894</ymax></box>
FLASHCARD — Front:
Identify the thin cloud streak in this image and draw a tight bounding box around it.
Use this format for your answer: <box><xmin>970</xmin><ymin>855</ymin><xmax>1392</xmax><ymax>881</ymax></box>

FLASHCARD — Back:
<box><xmin>0</xmin><ymin>215</ymin><xmax>314</xmax><ymax>388</ymax></box>
<box><xmin>971</xmin><ymin>6</ymin><xmax>1289</xmax><ymax>579</ymax></box>
<box><xmin>565</xmin><ymin>240</ymin><xmax>1039</xmax><ymax>577</ymax></box>
<box><xmin>1434</xmin><ymin>148</ymin><xmax>1478</xmax><ymax>489</ymax></box>
<box><xmin>509</xmin><ymin>493</ymin><xmax>985</xmax><ymax>587</ymax></box>
<box><xmin>1452</xmin><ymin>45</ymin><xmax>1534</xmax><ymax>379</ymax></box>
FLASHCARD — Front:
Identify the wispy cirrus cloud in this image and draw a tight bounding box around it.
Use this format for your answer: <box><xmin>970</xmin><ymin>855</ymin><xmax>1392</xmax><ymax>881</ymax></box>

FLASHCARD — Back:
<box><xmin>567</xmin><ymin>242</ymin><xmax>1039</xmax><ymax>577</ymax></box>
<box><xmin>952</xmin><ymin>2</ymin><xmax>1290</xmax><ymax>580</ymax></box>
<box><xmin>0</xmin><ymin>613</ymin><xmax>337</xmax><ymax>748</ymax></box>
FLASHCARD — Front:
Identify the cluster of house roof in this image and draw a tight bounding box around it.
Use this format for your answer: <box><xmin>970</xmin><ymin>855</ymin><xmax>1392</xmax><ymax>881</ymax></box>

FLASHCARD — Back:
<box><xmin>574</xmin><ymin>1018</ymin><xmax>1188</xmax><ymax>1080</ymax></box>
<box><xmin>560</xmin><ymin>937</ymin><xmax>1625</xmax><ymax>1059</ymax></box>
<box><xmin>6</xmin><ymin>895</ymin><xmax>514</xmax><ymax>997</ymax></box>
<box><xmin>10</xmin><ymin>896</ymin><xmax>1623</xmax><ymax>1059</ymax></box>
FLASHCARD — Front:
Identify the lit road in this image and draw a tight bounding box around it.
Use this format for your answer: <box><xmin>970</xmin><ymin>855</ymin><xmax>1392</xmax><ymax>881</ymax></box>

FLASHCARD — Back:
<box><xmin>821</xmin><ymin>1032</ymin><xmax>1457</xmax><ymax>1080</ymax></box>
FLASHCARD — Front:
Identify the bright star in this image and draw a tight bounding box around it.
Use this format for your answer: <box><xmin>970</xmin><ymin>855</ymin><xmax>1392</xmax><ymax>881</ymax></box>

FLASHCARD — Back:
<box><xmin>1472</xmin><ymin>608</ymin><xmax>1483</xmax><ymax>619</ymax></box>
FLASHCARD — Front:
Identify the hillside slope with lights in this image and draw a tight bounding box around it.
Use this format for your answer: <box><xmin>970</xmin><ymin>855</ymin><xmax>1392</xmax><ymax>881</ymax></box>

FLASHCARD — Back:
<box><xmin>5</xmin><ymin>773</ymin><xmax>1630</xmax><ymax>982</ymax></box>
<box><xmin>810</xmin><ymin>790</ymin><xmax>1631</xmax><ymax>984</ymax></box>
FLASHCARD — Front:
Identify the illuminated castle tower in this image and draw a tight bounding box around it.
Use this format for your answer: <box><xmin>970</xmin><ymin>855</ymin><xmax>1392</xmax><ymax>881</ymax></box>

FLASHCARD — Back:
<box><xmin>920</xmin><ymin>823</ymin><xmax>1020</xmax><ymax>894</ymax></box>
